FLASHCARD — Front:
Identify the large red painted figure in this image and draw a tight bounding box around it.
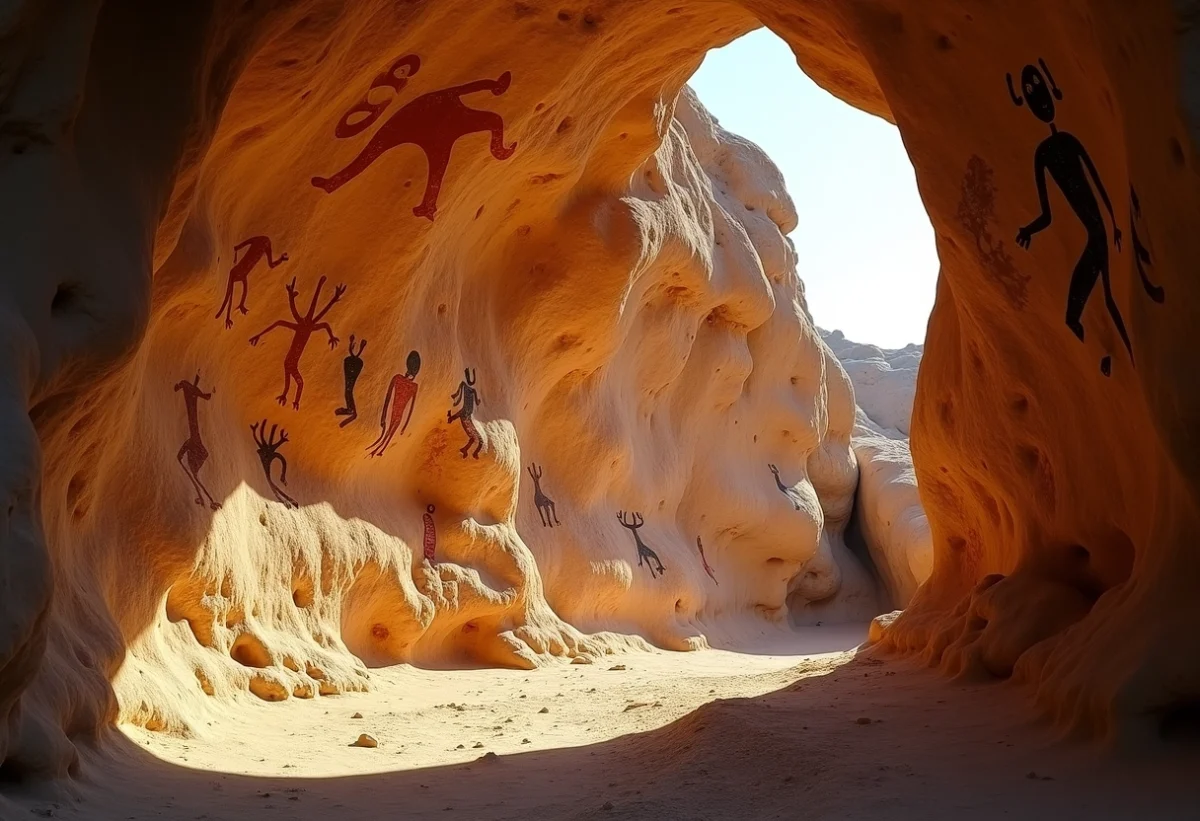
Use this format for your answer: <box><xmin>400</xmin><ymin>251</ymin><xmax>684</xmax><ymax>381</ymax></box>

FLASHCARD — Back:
<box><xmin>312</xmin><ymin>61</ymin><xmax>517</xmax><ymax>221</ymax></box>
<box><xmin>215</xmin><ymin>236</ymin><xmax>288</xmax><ymax>329</ymax></box>
<box><xmin>366</xmin><ymin>350</ymin><xmax>421</xmax><ymax>458</ymax></box>
<box><xmin>249</xmin><ymin>276</ymin><xmax>345</xmax><ymax>410</ymax></box>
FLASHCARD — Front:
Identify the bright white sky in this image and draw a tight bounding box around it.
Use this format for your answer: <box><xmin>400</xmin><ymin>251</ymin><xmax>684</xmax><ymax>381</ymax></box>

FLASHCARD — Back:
<box><xmin>688</xmin><ymin>29</ymin><xmax>938</xmax><ymax>348</ymax></box>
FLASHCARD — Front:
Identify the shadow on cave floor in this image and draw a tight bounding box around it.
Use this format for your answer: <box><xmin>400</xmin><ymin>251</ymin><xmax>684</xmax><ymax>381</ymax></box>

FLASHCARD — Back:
<box><xmin>10</xmin><ymin>654</ymin><xmax>1199</xmax><ymax>821</ymax></box>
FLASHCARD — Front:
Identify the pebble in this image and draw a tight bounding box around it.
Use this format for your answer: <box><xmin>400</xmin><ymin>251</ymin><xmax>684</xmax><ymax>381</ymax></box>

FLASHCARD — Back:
<box><xmin>351</xmin><ymin>734</ymin><xmax>378</xmax><ymax>748</ymax></box>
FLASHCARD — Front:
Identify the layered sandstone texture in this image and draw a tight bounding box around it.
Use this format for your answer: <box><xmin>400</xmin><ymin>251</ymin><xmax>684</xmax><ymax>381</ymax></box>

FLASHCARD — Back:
<box><xmin>1</xmin><ymin>0</ymin><xmax>1198</xmax><ymax>785</ymax></box>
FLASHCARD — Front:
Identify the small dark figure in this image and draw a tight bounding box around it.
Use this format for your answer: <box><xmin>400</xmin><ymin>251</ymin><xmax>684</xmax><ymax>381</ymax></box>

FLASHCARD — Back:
<box><xmin>1129</xmin><ymin>186</ymin><xmax>1166</xmax><ymax>304</ymax></box>
<box><xmin>367</xmin><ymin>350</ymin><xmax>421</xmax><ymax>457</ymax></box>
<box><xmin>422</xmin><ymin>503</ymin><xmax>437</xmax><ymax>563</ymax></box>
<box><xmin>174</xmin><ymin>373</ymin><xmax>220</xmax><ymax>510</ymax></box>
<box><xmin>251</xmin><ymin>419</ymin><xmax>297</xmax><ymax>508</ymax></box>
<box><xmin>216</xmin><ymin>236</ymin><xmax>288</xmax><ymax>329</ymax></box>
<box><xmin>336</xmin><ymin>335</ymin><xmax>367</xmax><ymax>426</ymax></box>
<box><xmin>1008</xmin><ymin>58</ymin><xmax>1130</xmax><ymax>374</ymax></box>
<box><xmin>696</xmin><ymin>537</ymin><xmax>718</xmax><ymax>586</ymax></box>
<box><xmin>768</xmin><ymin>464</ymin><xmax>802</xmax><ymax>510</ymax></box>
<box><xmin>616</xmin><ymin>511</ymin><xmax>665</xmax><ymax>579</ymax></box>
<box><xmin>249</xmin><ymin>275</ymin><xmax>346</xmax><ymax>409</ymax></box>
<box><xmin>528</xmin><ymin>463</ymin><xmax>560</xmax><ymax>527</ymax></box>
<box><xmin>447</xmin><ymin>367</ymin><xmax>483</xmax><ymax>459</ymax></box>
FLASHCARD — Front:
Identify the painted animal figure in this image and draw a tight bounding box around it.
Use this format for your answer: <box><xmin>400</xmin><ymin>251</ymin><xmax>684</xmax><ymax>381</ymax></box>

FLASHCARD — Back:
<box><xmin>312</xmin><ymin>69</ymin><xmax>517</xmax><ymax>221</ymax></box>
<box><xmin>215</xmin><ymin>236</ymin><xmax>287</xmax><ymax>329</ymax></box>
<box><xmin>528</xmin><ymin>463</ymin><xmax>559</xmax><ymax>527</ymax></box>
<box><xmin>768</xmin><ymin>464</ymin><xmax>802</xmax><ymax>510</ymax></box>
<box><xmin>447</xmin><ymin>367</ymin><xmax>483</xmax><ymax>459</ymax></box>
<box><xmin>251</xmin><ymin>420</ymin><xmax>297</xmax><ymax>508</ymax></box>
<box><xmin>616</xmin><ymin>511</ymin><xmax>665</xmax><ymax>579</ymax></box>
<box><xmin>174</xmin><ymin>373</ymin><xmax>220</xmax><ymax>510</ymax></box>
<box><xmin>249</xmin><ymin>275</ymin><xmax>346</xmax><ymax>410</ymax></box>
<box><xmin>1008</xmin><ymin>58</ymin><xmax>1130</xmax><ymax>374</ymax></box>
<box><xmin>367</xmin><ymin>350</ymin><xmax>421</xmax><ymax>457</ymax></box>
<box><xmin>696</xmin><ymin>537</ymin><xmax>718</xmax><ymax>586</ymax></box>
<box><xmin>336</xmin><ymin>335</ymin><xmax>367</xmax><ymax>427</ymax></box>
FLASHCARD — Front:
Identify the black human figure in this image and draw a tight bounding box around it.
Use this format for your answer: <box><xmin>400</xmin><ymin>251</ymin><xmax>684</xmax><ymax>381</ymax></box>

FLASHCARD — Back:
<box><xmin>1009</xmin><ymin>58</ymin><xmax>1131</xmax><ymax>375</ymax></box>
<box><xmin>1129</xmin><ymin>186</ymin><xmax>1166</xmax><ymax>304</ymax></box>
<box><xmin>616</xmin><ymin>511</ymin><xmax>665</xmax><ymax>579</ymax></box>
<box><xmin>768</xmin><ymin>464</ymin><xmax>802</xmax><ymax>510</ymax></box>
<box><xmin>251</xmin><ymin>419</ymin><xmax>297</xmax><ymax>508</ymax></box>
<box><xmin>528</xmin><ymin>463</ymin><xmax>560</xmax><ymax>527</ymax></box>
<box><xmin>447</xmin><ymin>367</ymin><xmax>483</xmax><ymax>459</ymax></box>
<box><xmin>335</xmin><ymin>335</ymin><xmax>367</xmax><ymax>427</ymax></box>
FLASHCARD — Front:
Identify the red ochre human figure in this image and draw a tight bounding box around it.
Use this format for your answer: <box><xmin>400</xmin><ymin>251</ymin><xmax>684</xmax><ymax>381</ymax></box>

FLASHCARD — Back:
<box><xmin>696</xmin><ymin>537</ymin><xmax>718</xmax><ymax>586</ymax></box>
<box><xmin>311</xmin><ymin>70</ymin><xmax>518</xmax><ymax>221</ymax></box>
<box><xmin>528</xmin><ymin>463</ymin><xmax>559</xmax><ymax>528</ymax></box>
<box><xmin>215</xmin><ymin>236</ymin><xmax>288</xmax><ymax>329</ymax></box>
<box><xmin>447</xmin><ymin>367</ymin><xmax>483</xmax><ymax>459</ymax></box>
<box><xmin>251</xmin><ymin>420</ymin><xmax>297</xmax><ymax>509</ymax></box>
<box><xmin>422</xmin><ymin>504</ymin><xmax>437</xmax><ymax>563</ymax></box>
<box><xmin>249</xmin><ymin>275</ymin><xmax>346</xmax><ymax>410</ymax></box>
<box><xmin>174</xmin><ymin>373</ymin><xmax>221</xmax><ymax>511</ymax></box>
<box><xmin>367</xmin><ymin>350</ymin><xmax>422</xmax><ymax>457</ymax></box>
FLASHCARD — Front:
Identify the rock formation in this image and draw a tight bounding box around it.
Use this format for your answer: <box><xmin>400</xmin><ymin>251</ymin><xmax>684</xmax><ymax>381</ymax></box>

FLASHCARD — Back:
<box><xmin>0</xmin><ymin>0</ymin><xmax>1197</xmax><ymax>783</ymax></box>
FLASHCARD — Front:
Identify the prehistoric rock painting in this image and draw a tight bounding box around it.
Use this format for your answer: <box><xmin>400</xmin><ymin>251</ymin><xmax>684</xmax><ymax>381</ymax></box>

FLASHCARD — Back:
<box><xmin>249</xmin><ymin>276</ymin><xmax>345</xmax><ymax>409</ymax></box>
<box><xmin>367</xmin><ymin>350</ymin><xmax>421</xmax><ymax>457</ymax></box>
<box><xmin>956</xmin><ymin>156</ymin><xmax>1029</xmax><ymax>309</ymax></box>
<box><xmin>215</xmin><ymin>236</ymin><xmax>288</xmax><ymax>329</ymax></box>
<box><xmin>768</xmin><ymin>464</ymin><xmax>802</xmax><ymax>510</ymax></box>
<box><xmin>251</xmin><ymin>420</ymin><xmax>297</xmax><ymax>508</ymax></box>
<box><xmin>336</xmin><ymin>335</ymin><xmax>367</xmax><ymax>427</ymax></box>
<box><xmin>312</xmin><ymin>68</ymin><xmax>518</xmax><ymax>221</ymax></box>
<box><xmin>422</xmin><ymin>503</ymin><xmax>437</xmax><ymax>563</ymax></box>
<box><xmin>1129</xmin><ymin>186</ymin><xmax>1166</xmax><ymax>304</ymax></box>
<box><xmin>528</xmin><ymin>463</ymin><xmax>559</xmax><ymax>527</ymax></box>
<box><xmin>616</xmin><ymin>511</ymin><xmax>665</xmax><ymax>579</ymax></box>
<box><xmin>696</xmin><ymin>537</ymin><xmax>718</xmax><ymax>585</ymax></box>
<box><xmin>174</xmin><ymin>373</ymin><xmax>221</xmax><ymax>510</ymax></box>
<box><xmin>447</xmin><ymin>367</ymin><xmax>483</xmax><ymax>459</ymax></box>
<box><xmin>334</xmin><ymin>54</ymin><xmax>421</xmax><ymax>139</ymax></box>
<box><xmin>1008</xmin><ymin>58</ymin><xmax>1131</xmax><ymax>374</ymax></box>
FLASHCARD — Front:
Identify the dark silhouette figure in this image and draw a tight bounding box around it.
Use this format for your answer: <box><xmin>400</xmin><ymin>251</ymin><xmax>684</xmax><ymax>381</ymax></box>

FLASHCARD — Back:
<box><xmin>216</xmin><ymin>236</ymin><xmax>288</xmax><ymax>329</ymax></box>
<box><xmin>312</xmin><ymin>71</ymin><xmax>518</xmax><ymax>221</ymax></box>
<box><xmin>367</xmin><ymin>350</ymin><xmax>422</xmax><ymax>457</ymax></box>
<box><xmin>251</xmin><ymin>420</ymin><xmax>297</xmax><ymax>508</ymax></box>
<box><xmin>768</xmin><ymin>464</ymin><xmax>802</xmax><ymax>510</ymax></box>
<box><xmin>1130</xmin><ymin>186</ymin><xmax>1166</xmax><ymax>304</ymax></box>
<box><xmin>1009</xmin><ymin>58</ymin><xmax>1131</xmax><ymax>373</ymax></box>
<box><xmin>336</xmin><ymin>335</ymin><xmax>367</xmax><ymax>427</ymax></box>
<box><xmin>335</xmin><ymin>54</ymin><xmax>421</xmax><ymax>139</ymax></box>
<box><xmin>696</xmin><ymin>536</ymin><xmax>718</xmax><ymax>586</ymax></box>
<box><xmin>422</xmin><ymin>503</ymin><xmax>436</xmax><ymax>563</ymax></box>
<box><xmin>447</xmin><ymin>367</ymin><xmax>483</xmax><ymax>459</ymax></box>
<box><xmin>174</xmin><ymin>373</ymin><xmax>221</xmax><ymax>510</ymax></box>
<box><xmin>616</xmin><ymin>511</ymin><xmax>665</xmax><ymax>579</ymax></box>
<box><xmin>528</xmin><ymin>463</ymin><xmax>559</xmax><ymax>527</ymax></box>
<box><xmin>249</xmin><ymin>276</ymin><xmax>346</xmax><ymax>409</ymax></box>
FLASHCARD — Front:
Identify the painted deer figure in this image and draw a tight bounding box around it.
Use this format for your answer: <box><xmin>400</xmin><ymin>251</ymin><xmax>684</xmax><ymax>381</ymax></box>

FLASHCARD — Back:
<box><xmin>616</xmin><ymin>511</ymin><xmax>665</xmax><ymax>579</ymax></box>
<box><xmin>528</xmin><ymin>463</ymin><xmax>559</xmax><ymax>527</ymax></box>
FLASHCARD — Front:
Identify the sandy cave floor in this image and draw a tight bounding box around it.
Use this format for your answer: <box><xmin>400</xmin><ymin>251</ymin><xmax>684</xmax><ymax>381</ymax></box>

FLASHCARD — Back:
<box><xmin>10</xmin><ymin>626</ymin><xmax>1200</xmax><ymax>820</ymax></box>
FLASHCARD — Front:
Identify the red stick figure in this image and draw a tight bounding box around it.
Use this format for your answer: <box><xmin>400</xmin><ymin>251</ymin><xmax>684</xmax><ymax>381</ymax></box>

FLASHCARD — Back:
<box><xmin>174</xmin><ymin>373</ymin><xmax>220</xmax><ymax>510</ymax></box>
<box><xmin>447</xmin><ymin>367</ymin><xmax>483</xmax><ymax>459</ymax></box>
<box><xmin>696</xmin><ymin>537</ymin><xmax>718</xmax><ymax>586</ymax></box>
<box><xmin>249</xmin><ymin>276</ymin><xmax>345</xmax><ymax>410</ymax></box>
<box><xmin>367</xmin><ymin>350</ymin><xmax>421</xmax><ymax>457</ymax></box>
<box><xmin>422</xmin><ymin>504</ymin><xmax>437</xmax><ymax>563</ymax></box>
<box><xmin>215</xmin><ymin>236</ymin><xmax>288</xmax><ymax>329</ymax></box>
<box><xmin>312</xmin><ymin>70</ymin><xmax>518</xmax><ymax>221</ymax></box>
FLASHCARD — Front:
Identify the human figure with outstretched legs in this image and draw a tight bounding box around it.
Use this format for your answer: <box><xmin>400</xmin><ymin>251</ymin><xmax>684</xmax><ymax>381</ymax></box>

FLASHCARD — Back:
<box><xmin>336</xmin><ymin>335</ymin><xmax>367</xmax><ymax>427</ymax></box>
<box><xmin>174</xmin><ymin>373</ymin><xmax>221</xmax><ymax>510</ymax></box>
<box><xmin>249</xmin><ymin>276</ymin><xmax>346</xmax><ymax>409</ymax></box>
<box><xmin>367</xmin><ymin>350</ymin><xmax>421</xmax><ymax>457</ymax></box>
<box><xmin>616</xmin><ymin>511</ymin><xmax>665</xmax><ymax>579</ymax></box>
<box><xmin>216</xmin><ymin>236</ymin><xmax>288</xmax><ymax>329</ymax></box>
<box><xmin>1009</xmin><ymin>58</ymin><xmax>1130</xmax><ymax>375</ymax></box>
<box><xmin>768</xmin><ymin>464</ymin><xmax>802</xmax><ymax>510</ymax></box>
<box><xmin>447</xmin><ymin>367</ymin><xmax>483</xmax><ymax>459</ymax></box>
<box><xmin>528</xmin><ymin>463</ymin><xmax>559</xmax><ymax>527</ymax></box>
<box><xmin>251</xmin><ymin>420</ymin><xmax>297</xmax><ymax>508</ymax></box>
<box><xmin>312</xmin><ymin>72</ymin><xmax>518</xmax><ymax>221</ymax></box>
<box><xmin>696</xmin><ymin>537</ymin><xmax>718</xmax><ymax>586</ymax></box>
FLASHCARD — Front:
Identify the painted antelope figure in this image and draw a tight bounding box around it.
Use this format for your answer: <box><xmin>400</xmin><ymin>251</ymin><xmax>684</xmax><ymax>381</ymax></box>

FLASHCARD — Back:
<box><xmin>528</xmin><ymin>463</ymin><xmax>560</xmax><ymax>527</ymax></box>
<box><xmin>616</xmin><ymin>511</ymin><xmax>665</xmax><ymax>579</ymax></box>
